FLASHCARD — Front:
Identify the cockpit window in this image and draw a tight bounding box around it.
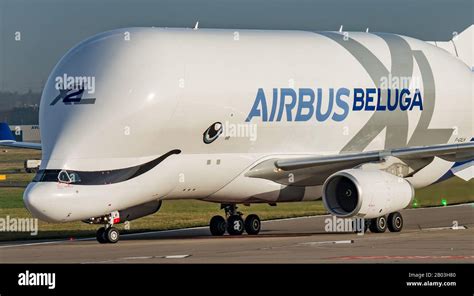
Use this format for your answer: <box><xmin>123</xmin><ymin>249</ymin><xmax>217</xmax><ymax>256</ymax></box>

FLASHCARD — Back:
<box><xmin>32</xmin><ymin>169</ymin><xmax>61</xmax><ymax>182</ymax></box>
<box><xmin>32</xmin><ymin>149</ymin><xmax>180</xmax><ymax>185</ymax></box>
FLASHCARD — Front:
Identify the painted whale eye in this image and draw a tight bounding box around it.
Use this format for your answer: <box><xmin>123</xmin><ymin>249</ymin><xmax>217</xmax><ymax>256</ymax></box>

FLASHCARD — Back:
<box><xmin>203</xmin><ymin>122</ymin><xmax>223</xmax><ymax>144</ymax></box>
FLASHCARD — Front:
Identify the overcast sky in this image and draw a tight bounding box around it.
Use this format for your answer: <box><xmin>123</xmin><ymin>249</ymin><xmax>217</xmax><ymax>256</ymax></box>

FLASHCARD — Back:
<box><xmin>0</xmin><ymin>0</ymin><xmax>472</xmax><ymax>93</ymax></box>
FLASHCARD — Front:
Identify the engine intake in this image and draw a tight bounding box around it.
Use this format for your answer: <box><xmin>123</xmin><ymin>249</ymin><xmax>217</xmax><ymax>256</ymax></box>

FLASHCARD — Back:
<box><xmin>322</xmin><ymin>169</ymin><xmax>414</xmax><ymax>219</ymax></box>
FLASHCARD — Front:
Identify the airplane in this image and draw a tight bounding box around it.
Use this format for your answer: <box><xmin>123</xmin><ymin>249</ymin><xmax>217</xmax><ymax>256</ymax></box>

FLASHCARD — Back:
<box><xmin>1</xmin><ymin>25</ymin><xmax>472</xmax><ymax>243</ymax></box>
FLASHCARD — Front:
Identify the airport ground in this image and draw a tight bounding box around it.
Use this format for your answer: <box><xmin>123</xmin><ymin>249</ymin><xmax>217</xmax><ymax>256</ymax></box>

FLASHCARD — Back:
<box><xmin>0</xmin><ymin>204</ymin><xmax>473</xmax><ymax>263</ymax></box>
<box><xmin>0</xmin><ymin>147</ymin><xmax>473</xmax><ymax>251</ymax></box>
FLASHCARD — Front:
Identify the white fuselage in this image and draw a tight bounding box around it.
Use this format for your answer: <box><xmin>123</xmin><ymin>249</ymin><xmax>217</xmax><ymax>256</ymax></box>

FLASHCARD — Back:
<box><xmin>23</xmin><ymin>28</ymin><xmax>472</xmax><ymax>222</ymax></box>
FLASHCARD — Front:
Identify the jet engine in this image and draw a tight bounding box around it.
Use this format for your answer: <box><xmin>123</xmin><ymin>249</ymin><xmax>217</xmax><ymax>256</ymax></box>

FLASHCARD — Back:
<box><xmin>322</xmin><ymin>169</ymin><xmax>414</xmax><ymax>219</ymax></box>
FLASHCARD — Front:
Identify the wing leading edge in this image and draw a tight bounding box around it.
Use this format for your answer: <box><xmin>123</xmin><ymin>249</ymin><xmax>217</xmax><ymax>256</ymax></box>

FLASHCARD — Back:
<box><xmin>246</xmin><ymin>142</ymin><xmax>474</xmax><ymax>186</ymax></box>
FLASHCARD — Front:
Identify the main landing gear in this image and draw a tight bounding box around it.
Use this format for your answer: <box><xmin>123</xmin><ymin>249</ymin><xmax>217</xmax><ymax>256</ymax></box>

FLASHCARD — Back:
<box><xmin>209</xmin><ymin>204</ymin><xmax>261</xmax><ymax>236</ymax></box>
<box><xmin>368</xmin><ymin>211</ymin><xmax>403</xmax><ymax>233</ymax></box>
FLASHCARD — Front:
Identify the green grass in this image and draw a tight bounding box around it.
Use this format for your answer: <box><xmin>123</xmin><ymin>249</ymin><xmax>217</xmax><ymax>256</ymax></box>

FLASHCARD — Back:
<box><xmin>0</xmin><ymin>147</ymin><xmax>472</xmax><ymax>241</ymax></box>
<box><xmin>413</xmin><ymin>177</ymin><xmax>473</xmax><ymax>207</ymax></box>
<box><xmin>0</xmin><ymin>148</ymin><xmax>41</xmax><ymax>171</ymax></box>
<box><xmin>0</xmin><ymin>188</ymin><xmax>26</xmax><ymax>208</ymax></box>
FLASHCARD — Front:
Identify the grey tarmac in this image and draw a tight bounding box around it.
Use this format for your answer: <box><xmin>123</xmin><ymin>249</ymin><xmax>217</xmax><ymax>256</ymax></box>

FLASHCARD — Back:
<box><xmin>0</xmin><ymin>204</ymin><xmax>473</xmax><ymax>263</ymax></box>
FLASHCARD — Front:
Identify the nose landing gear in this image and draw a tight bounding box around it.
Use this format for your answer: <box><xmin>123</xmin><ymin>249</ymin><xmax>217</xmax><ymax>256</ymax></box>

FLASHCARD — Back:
<box><xmin>209</xmin><ymin>204</ymin><xmax>261</xmax><ymax>236</ymax></box>
<box><xmin>96</xmin><ymin>226</ymin><xmax>120</xmax><ymax>244</ymax></box>
<box><xmin>91</xmin><ymin>211</ymin><xmax>121</xmax><ymax>244</ymax></box>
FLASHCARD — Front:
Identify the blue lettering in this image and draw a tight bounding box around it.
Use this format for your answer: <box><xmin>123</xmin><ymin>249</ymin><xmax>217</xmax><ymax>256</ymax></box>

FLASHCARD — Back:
<box><xmin>399</xmin><ymin>89</ymin><xmax>411</xmax><ymax>111</ymax></box>
<box><xmin>387</xmin><ymin>89</ymin><xmax>398</xmax><ymax>111</ymax></box>
<box><xmin>315</xmin><ymin>88</ymin><xmax>334</xmax><ymax>122</ymax></box>
<box><xmin>410</xmin><ymin>89</ymin><xmax>423</xmax><ymax>110</ymax></box>
<box><xmin>353</xmin><ymin>88</ymin><xmax>365</xmax><ymax>111</ymax></box>
<box><xmin>276</xmin><ymin>88</ymin><xmax>297</xmax><ymax>121</ymax></box>
<box><xmin>269</xmin><ymin>88</ymin><xmax>278</xmax><ymax>121</ymax></box>
<box><xmin>332</xmin><ymin>87</ymin><xmax>350</xmax><ymax>121</ymax></box>
<box><xmin>246</xmin><ymin>88</ymin><xmax>268</xmax><ymax>122</ymax></box>
<box><xmin>376</xmin><ymin>88</ymin><xmax>386</xmax><ymax>111</ymax></box>
<box><xmin>248</xmin><ymin>86</ymin><xmax>424</xmax><ymax>123</ymax></box>
<box><xmin>295</xmin><ymin>88</ymin><xmax>315</xmax><ymax>121</ymax></box>
<box><xmin>365</xmin><ymin>88</ymin><xmax>376</xmax><ymax>111</ymax></box>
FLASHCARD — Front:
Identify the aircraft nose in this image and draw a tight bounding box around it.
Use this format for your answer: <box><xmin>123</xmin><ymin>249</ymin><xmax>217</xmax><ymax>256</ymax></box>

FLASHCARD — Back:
<box><xmin>23</xmin><ymin>183</ymin><xmax>65</xmax><ymax>222</ymax></box>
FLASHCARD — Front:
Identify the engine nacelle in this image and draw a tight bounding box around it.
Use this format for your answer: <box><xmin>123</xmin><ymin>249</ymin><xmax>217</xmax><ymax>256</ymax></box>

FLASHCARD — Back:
<box><xmin>322</xmin><ymin>169</ymin><xmax>414</xmax><ymax>219</ymax></box>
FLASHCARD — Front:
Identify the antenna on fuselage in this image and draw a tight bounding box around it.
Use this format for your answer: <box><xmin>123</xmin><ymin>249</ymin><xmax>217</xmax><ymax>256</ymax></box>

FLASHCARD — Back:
<box><xmin>194</xmin><ymin>21</ymin><xmax>199</xmax><ymax>30</ymax></box>
<box><xmin>339</xmin><ymin>25</ymin><xmax>343</xmax><ymax>32</ymax></box>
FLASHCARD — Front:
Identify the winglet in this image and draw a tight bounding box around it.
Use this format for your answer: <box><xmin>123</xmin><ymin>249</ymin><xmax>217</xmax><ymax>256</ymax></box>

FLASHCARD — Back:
<box><xmin>0</xmin><ymin>123</ymin><xmax>14</xmax><ymax>141</ymax></box>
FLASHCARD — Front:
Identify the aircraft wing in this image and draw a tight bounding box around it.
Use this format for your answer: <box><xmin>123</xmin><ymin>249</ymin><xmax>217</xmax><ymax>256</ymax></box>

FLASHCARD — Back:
<box><xmin>245</xmin><ymin>141</ymin><xmax>474</xmax><ymax>186</ymax></box>
<box><xmin>0</xmin><ymin>123</ymin><xmax>42</xmax><ymax>150</ymax></box>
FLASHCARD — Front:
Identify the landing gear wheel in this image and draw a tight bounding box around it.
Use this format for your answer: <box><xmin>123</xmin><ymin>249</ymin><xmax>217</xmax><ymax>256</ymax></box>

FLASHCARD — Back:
<box><xmin>244</xmin><ymin>214</ymin><xmax>261</xmax><ymax>235</ymax></box>
<box><xmin>227</xmin><ymin>215</ymin><xmax>244</xmax><ymax>235</ymax></box>
<box><xmin>96</xmin><ymin>227</ymin><xmax>107</xmax><ymax>244</ymax></box>
<box><xmin>369</xmin><ymin>216</ymin><xmax>387</xmax><ymax>233</ymax></box>
<box><xmin>210</xmin><ymin>215</ymin><xmax>226</xmax><ymax>236</ymax></box>
<box><xmin>387</xmin><ymin>212</ymin><xmax>403</xmax><ymax>232</ymax></box>
<box><xmin>105</xmin><ymin>227</ymin><xmax>120</xmax><ymax>243</ymax></box>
